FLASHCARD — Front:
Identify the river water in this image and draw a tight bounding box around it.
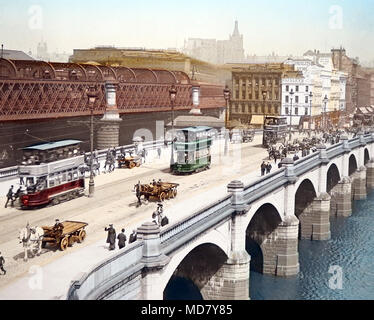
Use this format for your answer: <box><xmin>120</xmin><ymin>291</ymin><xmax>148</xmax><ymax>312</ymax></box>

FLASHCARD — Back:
<box><xmin>251</xmin><ymin>190</ymin><xmax>374</xmax><ymax>300</ymax></box>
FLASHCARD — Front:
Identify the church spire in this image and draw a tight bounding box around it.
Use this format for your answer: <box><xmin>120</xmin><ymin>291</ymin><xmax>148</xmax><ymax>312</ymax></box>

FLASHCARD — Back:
<box><xmin>232</xmin><ymin>20</ymin><xmax>240</xmax><ymax>37</ymax></box>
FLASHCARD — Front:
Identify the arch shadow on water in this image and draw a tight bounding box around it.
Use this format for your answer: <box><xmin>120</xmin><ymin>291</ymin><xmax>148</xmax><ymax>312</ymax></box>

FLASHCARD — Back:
<box><xmin>163</xmin><ymin>276</ymin><xmax>203</xmax><ymax>300</ymax></box>
<box><xmin>246</xmin><ymin>237</ymin><xmax>263</xmax><ymax>273</ymax></box>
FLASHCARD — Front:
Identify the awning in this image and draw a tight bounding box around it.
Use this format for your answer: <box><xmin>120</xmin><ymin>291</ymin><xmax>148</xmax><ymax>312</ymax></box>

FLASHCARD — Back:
<box><xmin>250</xmin><ymin>115</ymin><xmax>264</xmax><ymax>125</ymax></box>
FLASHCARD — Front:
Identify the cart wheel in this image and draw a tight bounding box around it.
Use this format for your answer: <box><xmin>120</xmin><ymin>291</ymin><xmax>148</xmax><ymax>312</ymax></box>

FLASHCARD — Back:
<box><xmin>78</xmin><ymin>229</ymin><xmax>86</xmax><ymax>243</ymax></box>
<box><xmin>159</xmin><ymin>192</ymin><xmax>166</xmax><ymax>202</ymax></box>
<box><xmin>136</xmin><ymin>162</ymin><xmax>140</xmax><ymax>167</ymax></box>
<box><xmin>173</xmin><ymin>189</ymin><xmax>177</xmax><ymax>198</ymax></box>
<box><xmin>60</xmin><ymin>236</ymin><xmax>69</xmax><ymax>251</ymax></box>
<box><xmin>130</xmin><ymin>162</ymin><xmax>136</xmax><ymax>169</ymax></box>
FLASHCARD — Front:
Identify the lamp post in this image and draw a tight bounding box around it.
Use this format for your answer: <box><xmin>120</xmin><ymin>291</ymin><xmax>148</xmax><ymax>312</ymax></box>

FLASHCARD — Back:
<box><xmin>87</xmin><ymin>85</ymin><xmax>97</xmax><ymax>198</ymax></box>
<box><xmin>223</xmin><ymin>85</ymin><xmax>231</xmax><ymax>156</ymax></box>
<box><xmin>169</xmin><ymin>84</ymin><xmax>177</xmax><ymax>168</ymax></box>
<box><xmin>309</xmin><ymin>91</ymin><xmax>313</xmax><ymax>136</ymax></box>
<box><xmin>289</xmin><ymin>88</ymin><xmax>294</xmax><ymax>141</ymax></box>
<box><xmin>323</xmin><ymin>94</ymin><xmax>329</xmax><ymax>131</ymax></box>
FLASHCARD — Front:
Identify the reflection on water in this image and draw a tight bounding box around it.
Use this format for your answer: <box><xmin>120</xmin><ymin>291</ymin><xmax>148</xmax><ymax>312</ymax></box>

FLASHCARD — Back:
<box><xmin>251</xmin><ymin>191</ymin><xmax>374</xmax><ymax>300</ymax></box>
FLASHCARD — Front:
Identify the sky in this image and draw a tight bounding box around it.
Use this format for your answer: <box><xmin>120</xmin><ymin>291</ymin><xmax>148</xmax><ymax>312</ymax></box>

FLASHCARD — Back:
<box><xmin>0</xmin><ymin>0</ymin><xmax>373</xmax><ymax>62</ymax></box>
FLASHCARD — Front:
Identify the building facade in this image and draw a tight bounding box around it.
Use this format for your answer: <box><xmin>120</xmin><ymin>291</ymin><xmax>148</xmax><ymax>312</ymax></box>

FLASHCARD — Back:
<box><xmin>228</xmin><ymin>63</ymin><xmax>300</xmax><ymax>127</ymax></box>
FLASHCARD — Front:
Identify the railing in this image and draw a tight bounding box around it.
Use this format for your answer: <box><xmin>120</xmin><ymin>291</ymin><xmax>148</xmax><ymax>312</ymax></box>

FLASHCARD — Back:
<box><xmin>0</xmin><ymin>139</ymin><xmax>166</xmax><ymax>182</ymax></box>
<box><xmin>161</xmin><ymin>195</ymin><xmax>232</xmax><ymax>253</ymax></box>
<box><xmin>0</xmin><ymin>166</ymin><xmax>19</xmax><ymax>180</ymax></box>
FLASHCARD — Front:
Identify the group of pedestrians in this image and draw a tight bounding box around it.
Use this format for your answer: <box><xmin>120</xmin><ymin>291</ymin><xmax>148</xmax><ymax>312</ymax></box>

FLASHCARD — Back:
<box><xmin>260</xmin><ymin>161</ymin><xmax>272</xmax><ymax>176</ymax></box>
<box><xmin>4</xmin><ymin>185</ymin><xmax>23</xmax><ymax>208</ymax></box>
<box><xmin>104</xmin><ymin>224</ymin><xmax>137</xmax><ymax>251</ymax></box>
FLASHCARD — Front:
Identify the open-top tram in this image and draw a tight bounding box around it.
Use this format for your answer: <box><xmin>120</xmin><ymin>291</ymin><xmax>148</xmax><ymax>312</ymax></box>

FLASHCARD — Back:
<box><xmin>18</xmin><ymin>140</ymin><xmax>85</xmax><ymax>208</ymax></box>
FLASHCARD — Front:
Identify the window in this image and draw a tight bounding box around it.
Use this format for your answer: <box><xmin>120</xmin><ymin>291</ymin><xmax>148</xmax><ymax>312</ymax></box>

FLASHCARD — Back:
<box><xmin>286</xmin><ymin>85</ymin><xmax>289</xmax><ymax>92</ymax></box>
<box><xmin>305</xmin><ymin>108</ymin><xmax>308</xmax><ymax>115</ymax></box>
<box><xmin>285</xmin><ymin>107</ymin><xmax>289</xmax><ymax>115</ymax></box>
<box><xmin>306</xmin><ymin>86</ymin><xmax>309</xmax><ymax>92</ymax></box>
<box><xmin>295</xmin><ymin>96</ymin><xmax>299</xmax><ymax>103</ymax></box>
<box><xmin>295</xmin><ymin>107</ymin><xmax>299</xmax><ymax>115</ymax></box>
<box><xmin>285</xmin><ymin>96</ymin><xmax>289</xmax><ymax>103</ymax></box>
<box><xmin>305</xmin><ymin>96</ymin><xmax>309</xmax><ymax>103</ymax></box>
<box><xmin>296</xmin><ymin>86</ymin><xmax>299</xmax><ymax>92</ymax></box>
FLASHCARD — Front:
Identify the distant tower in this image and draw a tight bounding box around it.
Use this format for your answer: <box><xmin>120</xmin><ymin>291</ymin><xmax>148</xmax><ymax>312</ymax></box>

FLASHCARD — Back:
<box><xmin>37</xmin><ymin>40</ymin><xmax>48</xmax><ymax>60</ymax></box>
<box><xmin>228</xmin><ymin>20</ymin><xmax>245</xmax><ymax>63</ymax></box>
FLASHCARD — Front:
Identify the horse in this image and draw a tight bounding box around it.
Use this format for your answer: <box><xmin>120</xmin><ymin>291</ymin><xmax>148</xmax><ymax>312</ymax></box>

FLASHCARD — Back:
<box><xmin>18</xmin><ymin>224</ymin><xmax>44</xmax><ymax>262</ymax></box>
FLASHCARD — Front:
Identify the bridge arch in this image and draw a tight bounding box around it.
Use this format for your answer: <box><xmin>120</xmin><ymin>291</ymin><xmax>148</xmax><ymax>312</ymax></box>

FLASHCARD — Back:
<box><xmin>245</xmin><ymin>203</ymin><xmax>282</xmax><ymax>274</ymax></box>
<box><xmin>349</xmin><ymin>154</ymin><xmax>358</xmax><ymax>176</ymax></box>
<box><xmin>326</xmin><ymin>163</ymin><xmax>341</xmax><ymax>193</ymax></box>
<box><xmin>163</xmin><ymin>243</ymin><xmax>228</xmax><ymax>300</ymax></box>
<box><xmin>364</xmin><ymin>148</ymin><xmax>370</xmax><ymax>165</ymax></box>
<box><xmin>294</xmin><ymin>179</ymin><xmax>318</xmax><ymax>239</ymax></box>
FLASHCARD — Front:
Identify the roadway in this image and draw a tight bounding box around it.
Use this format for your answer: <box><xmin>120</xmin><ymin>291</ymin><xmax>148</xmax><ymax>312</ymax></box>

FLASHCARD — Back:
<box><xmin>0</xmin><ymin>132</ymin><xmax>324</xmax><ymax>299</ymax></box>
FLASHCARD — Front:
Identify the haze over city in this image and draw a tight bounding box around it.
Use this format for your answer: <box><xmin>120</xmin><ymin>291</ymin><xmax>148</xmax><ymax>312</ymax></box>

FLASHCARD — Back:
<box><xmin>0</xmin><ymin>0</ymin><xmax>373</xmax><ymax>63</ymax></box>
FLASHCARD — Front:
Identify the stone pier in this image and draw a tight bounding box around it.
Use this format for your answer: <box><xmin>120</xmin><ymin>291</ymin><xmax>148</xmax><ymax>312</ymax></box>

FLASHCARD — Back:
<box><xmin>352</xmin><ymin>166</ymin><xmax>367</xmax><ymax>200</ymax></box>
<box><xmin>299</xmin><ymin>193</ymin><xmax>331</xmax><ymax>240</ymax></box>
<box><xmin>96</xmin><ymin>81</ymin><xmax>122</xmax><ymax>150</ymax></box>
<box><xmin>366</xmin><ymin>160</ymin><xmax>374</xmax><ymax>190</ymax></box>
<box><xmin>330</xmin><ymin>177</ymin><xmax>352</xmax><ymax>217</ymax></box>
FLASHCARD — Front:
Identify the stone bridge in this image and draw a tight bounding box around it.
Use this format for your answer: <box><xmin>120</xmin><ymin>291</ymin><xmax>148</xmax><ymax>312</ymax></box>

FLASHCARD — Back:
<box><xmin>67</xmin><ymin>132</ymin><xmax>374</xmax><ymax>300</ymax></box>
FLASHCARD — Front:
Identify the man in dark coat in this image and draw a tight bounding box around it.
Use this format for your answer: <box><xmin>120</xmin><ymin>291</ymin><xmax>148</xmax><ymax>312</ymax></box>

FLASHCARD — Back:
<box><xmin>105</xmin><ymin>224</ymin><xmax>116</xmax><ymax>250</ymax></box>
<box><xmin>117</xmin><ymin>229</ymin><xmax>127</xmax><ymax>249</ymax></box>
<box><xmin>266</xmin><ymin>162</ymin><xmax>272</xmax><ymax>174</ymax></box>
<box><xmin>0</xmin><ymin>252</ymin><xmax>6</xmax><ymax>275</ymax></box>
<box><xmin>5</xmin><ymin>185</ymin><xmax>14</xmax><ymax>208</ymax></box>
<box><xmin>129</xmin><ymin>230</ymin><xmax>137</xmax><ymax>244</ymax></box>
<box><xmin>260</xmin><ymin>161</ymin><xmax>266</xmax><ymax>176</ymax></box>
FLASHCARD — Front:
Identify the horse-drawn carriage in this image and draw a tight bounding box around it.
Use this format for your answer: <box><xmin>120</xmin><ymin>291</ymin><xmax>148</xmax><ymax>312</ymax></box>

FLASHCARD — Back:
<box><xmin>242</xmin><ymin>130</ymin><xmax>255</xmax><ymax>143</ymax></box>
<box><xmin>117</xmin><ymin>155</ymin><xmax>142</xmax><ymax>169</ymax></box>
<box><xmin>134</xmin><ymin>181</ymin><xmax>179</xmax><ymax>202</ymax></box>
<box><xmin>41</xmin><ymin>220</ymin><xmax>88</xmax><ymax>251</ymax></box>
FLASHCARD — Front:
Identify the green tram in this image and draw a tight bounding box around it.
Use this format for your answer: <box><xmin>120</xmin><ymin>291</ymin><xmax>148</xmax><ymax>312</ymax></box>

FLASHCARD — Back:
<box><xmin>171</xmin><ymin>126</ymin><xmax>213</xmax><ymax>174</ymax></box>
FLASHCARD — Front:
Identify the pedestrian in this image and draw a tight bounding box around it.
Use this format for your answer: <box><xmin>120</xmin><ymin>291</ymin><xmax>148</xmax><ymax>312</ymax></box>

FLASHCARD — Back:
<box><xmin>135</xmin><ymin>182</ymin><xmax>141</xmax><ymax>207</ymax></box>
<box><xmin>105</xmin><ymin>224</ymin><xmax>116</xmax><ymax>250</ymax></box>
<box><xmin>266</xmin><ymin>162</ymin><xmax>272</xmax><ymax>174</ymax></box>
<box><xmin>117</xmin><ymin>229</ymin><xmax>127</xmax><ymax>249</ymax></box>
<box><xmin>260</xmin><ymin>161</ymin><xmax>266</xmax><ymax>176</ymax></box>
<box><xmin>293</xmin><ymin>154</ymin><xmax>299</xmax><ymax>161</ymax></box>
<box><xmin>5</xmin><ymin>185</ymin><xmax>14</xmax><ymax>208</ymax></box>
<box><xmin>0</xmin><ymin>252</ymin><xmax>5</xmax><ymax>275</ymax></box>
<box><xmin>157</xmin><ymin>147</ymin><xmax>161</xmax><ymax>159</ymax></box>
<box><xmin>129</xmin><ymin>230</ymin><xmax>137</xmax><ymax>244</ymax></box>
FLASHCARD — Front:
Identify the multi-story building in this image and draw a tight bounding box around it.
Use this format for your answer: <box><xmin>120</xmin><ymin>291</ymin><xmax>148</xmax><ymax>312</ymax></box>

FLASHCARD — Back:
<box><xmin>228</xmin><ymin>63</ymin><xmax>301</xmax><ymax>127</ymax></box>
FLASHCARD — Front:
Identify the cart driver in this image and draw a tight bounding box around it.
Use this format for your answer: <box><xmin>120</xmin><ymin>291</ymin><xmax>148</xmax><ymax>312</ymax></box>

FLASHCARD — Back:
<box><xmin>53</xmin><ymin>219</ymin><xmax>64</xmax><ymax>234</ymax></box>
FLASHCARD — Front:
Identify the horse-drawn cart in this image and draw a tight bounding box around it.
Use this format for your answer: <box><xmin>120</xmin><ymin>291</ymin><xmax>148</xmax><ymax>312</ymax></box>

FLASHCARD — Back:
<box><xmin>135</xmin><ymin>181</ymin><xmax>179</xmax><ymax>202</ymax></box>
<box><xmin>118</xmin><ymin>155</ymin><xmax>142</xmax><ymax>169</ymax></box>
<box><xmin>41</xmin><ymin>220</ymin><xmax>88</xmax><ymax>251</ymax></box>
